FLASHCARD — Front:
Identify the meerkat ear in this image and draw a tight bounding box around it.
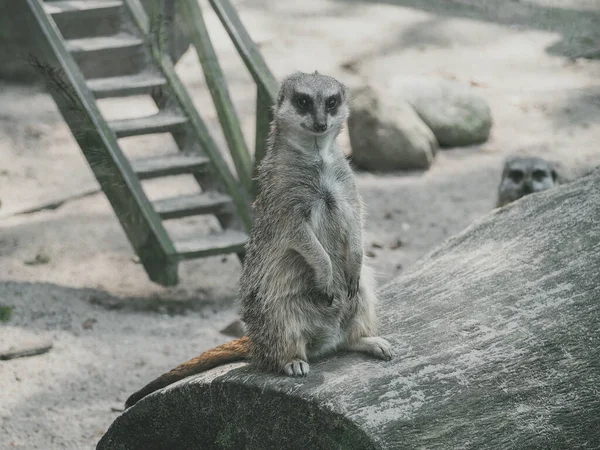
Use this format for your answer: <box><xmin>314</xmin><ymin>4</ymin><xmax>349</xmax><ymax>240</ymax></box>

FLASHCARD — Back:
<box><xmin>340</xmin><ymin>83</ymin><xmax>349</xmax><ymax>101</ymax></box>
<box><xmin>551</xmin><ymin>168</ymin><xmax>559</xmax><ymax>184</ymax></box>
<box><xmin>314</xmin><ymin>70</ymin><xmax>319</xmax><ymax>75</ymax></box>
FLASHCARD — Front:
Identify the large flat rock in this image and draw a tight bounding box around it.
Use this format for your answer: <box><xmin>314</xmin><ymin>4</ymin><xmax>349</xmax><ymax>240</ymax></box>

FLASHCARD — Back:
<box><xmin>98</xmin><ymin>168</ymin><xmax>600</xmax><ymax>450</ymax></box>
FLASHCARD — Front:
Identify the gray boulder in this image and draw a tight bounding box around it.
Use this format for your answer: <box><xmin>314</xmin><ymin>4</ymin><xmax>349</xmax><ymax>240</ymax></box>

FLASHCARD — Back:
<box><xmin>98</xmin><ymin>168</ymin><xmax>600</xmax><ymax>450</ymax></box>
<box><xmin>348</xmin><ymin>85</ymin><xmax>438</xmax><ymax>171</ymax></box>
<box><xmin>390</xmin><ymin>76</ymin><xmax>493</xmax><ymax>148</ymax></box>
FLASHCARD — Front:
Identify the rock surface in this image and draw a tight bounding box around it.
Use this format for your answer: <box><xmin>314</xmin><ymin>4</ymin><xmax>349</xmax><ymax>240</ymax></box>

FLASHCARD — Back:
<box><xmin>348</xmin><ymin>85</ymin><xmax>438</xmax><ymax>171</ymax></box>
<box><xmin>98</xmin><ymin>169</ymin><xmax>600</xmax><ymax>450</ymax></box>
<box><xmin>390</xmin><ymin>76</ymin><xmax>493</xmax><ymax>148</ymax></box>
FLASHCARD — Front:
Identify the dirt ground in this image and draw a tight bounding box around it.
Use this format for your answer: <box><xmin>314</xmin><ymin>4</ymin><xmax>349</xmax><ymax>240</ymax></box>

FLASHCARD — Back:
<box><xmin>1</xmin><ymin>0</ymin><xmax>599</xmax><ymax>448</ymax></box>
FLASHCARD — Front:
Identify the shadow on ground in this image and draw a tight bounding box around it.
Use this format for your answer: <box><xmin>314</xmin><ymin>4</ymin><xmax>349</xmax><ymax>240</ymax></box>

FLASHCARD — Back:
<box><xmin>0</xmin><ymin>280</ymin><xmax>229</xmax><ymax>316</ymax></box>
<box><xmin>0</xmin><ymin>280</ymin><xmax>240</xmax><ymax>449</ymax></box>
<box><xmin>550</xmin><ymin>85</ymin><xmax>600</xmax><ymax>128</ymax></box>
<box><xmin>317</xmin><ymin>0</ymin><xmax>600</xmax><ymax>59</ymax></box>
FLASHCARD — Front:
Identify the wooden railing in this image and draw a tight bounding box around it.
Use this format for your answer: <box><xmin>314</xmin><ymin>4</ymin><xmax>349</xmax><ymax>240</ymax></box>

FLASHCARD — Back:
<box><xmin>147</xmin><ymin>0</ymin><xmax>278</xmax><ymax>200</ymax></box>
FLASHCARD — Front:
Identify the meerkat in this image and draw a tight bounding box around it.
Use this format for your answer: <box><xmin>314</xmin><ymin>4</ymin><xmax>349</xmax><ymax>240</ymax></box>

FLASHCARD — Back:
<box><xmin>496</xmin><ymin>156</ymin><xmax>559</xmax><ymax>208</ymax></box>
<box><xmin>125</xmin><ymin>71</ymin><xmax>393</xmax><ymax>408</ymax></box>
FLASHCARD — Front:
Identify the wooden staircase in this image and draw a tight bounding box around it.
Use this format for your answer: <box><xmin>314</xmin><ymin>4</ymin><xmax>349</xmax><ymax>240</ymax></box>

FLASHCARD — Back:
<box><xmin>19</xmin><ymin>0</ymin><xmax>276</xmax><ymax>286</ymax></box>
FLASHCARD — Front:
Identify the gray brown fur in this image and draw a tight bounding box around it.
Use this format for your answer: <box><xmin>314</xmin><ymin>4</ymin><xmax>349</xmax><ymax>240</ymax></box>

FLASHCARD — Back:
<box><xmin>496</xmin><ymin>156</ymin><xmax>559</xmax><ymax>208</ymax></box>
<box><xmin>239</xmin><ymin>71</ymin><xmax>392</xmax><ymax>376</ymax></box>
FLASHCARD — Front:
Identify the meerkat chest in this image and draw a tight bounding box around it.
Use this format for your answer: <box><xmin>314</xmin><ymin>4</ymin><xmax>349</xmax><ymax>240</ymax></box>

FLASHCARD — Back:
<box><xmin>310</xmin><ymin>162</ymin><xmax>355</xmax><ymax>230</ymax></box>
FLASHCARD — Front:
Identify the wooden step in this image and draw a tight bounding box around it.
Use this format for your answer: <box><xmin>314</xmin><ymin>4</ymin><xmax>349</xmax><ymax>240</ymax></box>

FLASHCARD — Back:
<box><xmin>66</xmin><ymin>33</ymin><xmax>146</xmax><ymax>78</ymax></box>
<box><xmin>44</xmin><ymin>1</ymin><xmax>123</xmax><ymax>14</ymax></box>
<box><xmin>153</xmin><ymin>192</ymin><xmax>233</xmax><ymax>220</ymax></box>
<box><xmin>108</xmin><ymin>112</ymin><xmax>188</xmax><ymax>138</ymax></box>
<box><xmin>130</xmin><ymin>154</ymin><xmax>210</xmax><ymax>180</ymax></box>
<box><xmin>65</xmin><ymin>33</ymin><xmax>143</xmax><ymax>53</ymax></box>
<box><xmin>46</xmin><ymin>1</ymin><xmax>124</xmax><ymax>40</ymax></box>
<box><xmin>87</xmin><ymin>73</ymin><xmax>167</xmax><ymax>99</ymax></box>
<box><xmin>174</xmin><ymin>230</ymin><xmax>248</xmax><ymax>259</ymax></box>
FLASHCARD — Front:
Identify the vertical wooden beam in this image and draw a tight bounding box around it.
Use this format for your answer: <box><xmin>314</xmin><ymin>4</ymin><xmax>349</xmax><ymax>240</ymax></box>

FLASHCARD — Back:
<box><xmin>125</xmin><ymin>0</ymin><xmax>253</xmax><ymax>231</ymax></box>
<box><xmin>208</xmin><ymin>0</ymin><xmax>277</xmax><ymax>103</ymax></box>
<box><xmin>178</xmin><ymin>0</ymin><xmax>253</xmax><ymax>194</ymax></box>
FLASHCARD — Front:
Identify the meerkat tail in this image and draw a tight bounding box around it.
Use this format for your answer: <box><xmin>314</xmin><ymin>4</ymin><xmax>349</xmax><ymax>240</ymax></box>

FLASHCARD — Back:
<box><xmin>125</xmin><ymin>336</ymin><xmax>250</xmax><ymax>408</ymax></box>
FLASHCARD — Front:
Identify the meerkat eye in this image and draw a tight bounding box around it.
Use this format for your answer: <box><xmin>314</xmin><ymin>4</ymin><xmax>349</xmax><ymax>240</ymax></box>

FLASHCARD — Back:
<box><xmin>297</xmin><ymin>96</ymin><xmax>309</xmax><ymax>109</ymax></box>
<box><xmin>326</xmin><ymin>96</ymin><xmax>338</xmax><ymax>110</ymax></box>
<box><xmin>508</xmin><ymin>169</ymin><xmax>524</xmax><ymax>183</ymax></box>
<box><xmin>532</xmin><ymin>169</ymin><xmax>547</xmax><ymax>181</ymax></box>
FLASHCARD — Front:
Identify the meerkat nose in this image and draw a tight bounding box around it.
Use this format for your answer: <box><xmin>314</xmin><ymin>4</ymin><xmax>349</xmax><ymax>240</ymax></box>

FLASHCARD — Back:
<box><xmin>314</xmin><ymin>123</ymin><xmax>327</xmax><ymax>132</ymax></box>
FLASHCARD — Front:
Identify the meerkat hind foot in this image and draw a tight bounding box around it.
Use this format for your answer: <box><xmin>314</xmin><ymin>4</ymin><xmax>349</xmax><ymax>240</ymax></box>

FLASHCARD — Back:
<box><xmin>348</xmin><ymin>336</ymin><xmax>393</xmax><ymax>361</ymax></box>
<box><xmin>284</xmin><ymin>359</ymin><xmax>310</xmax><ymax>377</ymax></box>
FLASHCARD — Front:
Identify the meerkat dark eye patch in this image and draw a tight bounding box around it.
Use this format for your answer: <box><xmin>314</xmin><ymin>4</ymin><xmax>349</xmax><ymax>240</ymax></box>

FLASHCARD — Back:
<box><xmin>297</xmin><ymin>97</ymin><xmax>309</xmax><ymax>109</ymax></box>
<box><xmin>508</xmin><ymin>169</ymin><xmax>524</xmax><ymax>183</ymax></box>
<box><xmin>293</xmin><ymin>93</ymin><xmax>312</xmax><ymax>113</ymax></box>
<box><xmin>326</xmin><ymin>94</ymin><xmax>341</xmax><ymax>115</ymax></box>
<box><xmin>326</xmin><ymin>96</ymin><xmax>338</xmax><ymax>110</ymax></box>
<box><xmin>532</xmin><ymin>169</ymin><xmax>548</xmax><ymax>181</ymax></box>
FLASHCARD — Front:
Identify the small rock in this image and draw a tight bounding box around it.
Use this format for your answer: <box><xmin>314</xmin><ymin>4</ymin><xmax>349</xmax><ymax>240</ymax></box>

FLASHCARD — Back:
<box><xmin>220</xmin><ymin>319</ymin><xmax>246</xmax><ymax>338</ymax></box>
<box><xmin>0</xmin><ymin>305</ymin><xmax>12</xmax><ymax>322</ymax></box>
<box><xmin>390</xmin><ymin>238</ymin><xmax>404</xmax><ymax>250</ymax></box>
<box><xmin>221</xmin><ymin>256</ymin><xmax>228</xmax><ymax>263</ymax></box>
<box><xmin>0</xmin><ymin>339</ymin><xmax>53</xmax><ymax>360</ymax></box>
<box><xmin>82</xmin><ymin>318</ymin><xmax>97</xmax><ymax>330</ymax></box>
<box><xmin>131</xmin><ymin>255</ymin><xmax>140</xmax><ymax>264</ymax></box>
<box><xmin>89</xmin><ymin>293</ymin><xmax>121</xmax><ymax>310</ymax></box>
<box><xmin>340</xmin><ymin>59</ymin><xmax>360</xmax><ymax>74</ymax></box>
<box><xmin>348</xmin><ymin>84</ymin><xmax>438</xmax><ymax>171</ymax></box>
<box><xmin>24</xmin><ymin>252</ymin><xmax>50</xmax><ymax>266</ymax></box>
<box><xmin>469</xmin><ymin>79</ymin><xmax>488</xmax><ymax>88</ymax></box>
<box><xmin>365</xmin><ymin>250</ymin><xmax>376</xmax><ymax>258</ymax></box>
<box><xmin>24</xmin><ymin>124</ymin><xmax>48</xmax><ymax>139</ymax></box>
<box><xmin>371</xmin><ymin>241</ymin><xmax>383</xmax><ymax>249</ymax></box>
<box><xmin>389</xmin><ymin>76</ymin><xmax>493</xmax><ymax>147</ymax></box>
<box><xmin>396</xmin><ymin>263</ymin><xmax>403</xmax><ymax>271</ymax></box>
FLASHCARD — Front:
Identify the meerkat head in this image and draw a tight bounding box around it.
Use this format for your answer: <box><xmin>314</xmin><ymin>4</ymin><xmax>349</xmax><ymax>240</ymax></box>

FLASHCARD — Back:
<box><xmin>273</xmin><ymin>71</ymin><xmax>349</xmax><ymax>137</ymax></box>
<box><xmin>497</xmin><ymin>156</ymin><xmax>559</xmax><ymax>207</ymax></box>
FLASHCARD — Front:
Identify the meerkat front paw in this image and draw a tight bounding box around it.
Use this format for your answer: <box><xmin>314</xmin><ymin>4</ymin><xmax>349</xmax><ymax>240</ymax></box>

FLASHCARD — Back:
<box><xmin>284</xmin><ymin>359</ymin><xmax>310</xmax><ymax>377</ymax></box>
<box><xmin>364</xmin><ymin>337</ymin><xmax>393</xmax><ymax>360</ymax></box>
<box><xmin>320</xmin><ymin>278</ymin><xmax>336</xmax><ymax>306</ymax></box>
<box><xmin>349</xmin><ymin>336</ymin><xmax>393</xmax><ymax>361</ymax></box>
<box><xmin>346</xmin><ymin>274</ymin><xmax>360</xmax><ymax>299</ymax></box>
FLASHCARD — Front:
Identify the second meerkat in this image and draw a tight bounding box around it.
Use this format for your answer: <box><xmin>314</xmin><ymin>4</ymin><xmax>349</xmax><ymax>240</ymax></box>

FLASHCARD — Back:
<box><xmin>125</xmin><ymin>71</ymin><xmax>393</xmax><ymax>408</ymax></box>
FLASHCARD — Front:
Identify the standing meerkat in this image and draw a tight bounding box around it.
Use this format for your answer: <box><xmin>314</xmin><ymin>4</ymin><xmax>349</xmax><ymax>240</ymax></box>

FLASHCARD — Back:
<box><xmin>496</xmin><ymin>156</ymin><xmax>559</xmax><ymax>208</ymax></box>
<box><xmin>125</xmin><ymin>71</ymin><xmax>393</xmax><ymax>408</ymax></box>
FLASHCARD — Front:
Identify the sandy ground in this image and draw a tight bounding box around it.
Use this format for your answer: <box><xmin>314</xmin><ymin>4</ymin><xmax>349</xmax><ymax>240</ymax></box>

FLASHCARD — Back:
<box><xmin>1</xmin><ymin>0</ymin><xmax>599</xmax><ymax>448</ymax></box>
